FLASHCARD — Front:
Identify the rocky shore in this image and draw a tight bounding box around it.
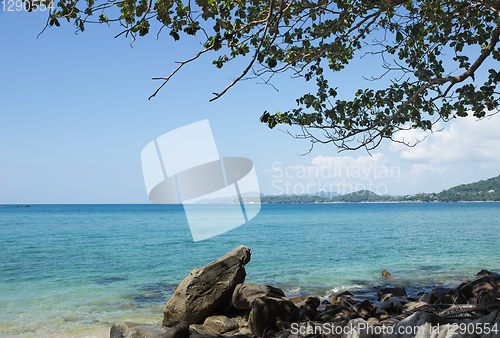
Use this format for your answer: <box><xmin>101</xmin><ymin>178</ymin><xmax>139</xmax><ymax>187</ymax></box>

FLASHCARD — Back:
<box><xmin>110</xmin><ymin>246</ymin><xmax>500</xmax><ymax>338</ymax></box>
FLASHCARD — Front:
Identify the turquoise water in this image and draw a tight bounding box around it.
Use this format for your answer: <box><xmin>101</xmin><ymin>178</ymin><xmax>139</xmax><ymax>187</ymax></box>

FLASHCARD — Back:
<box><xmin>1</xmin><ymin>203</ymin><xmax>500</xmax><ymax>336</ymax></box>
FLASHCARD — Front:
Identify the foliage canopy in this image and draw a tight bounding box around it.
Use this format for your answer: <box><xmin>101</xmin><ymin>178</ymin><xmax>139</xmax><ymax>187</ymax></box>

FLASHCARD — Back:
<box><xmin>37</xmin><ymin>0</ymin><xmax>500</xmax><ymax>150</ymax></box>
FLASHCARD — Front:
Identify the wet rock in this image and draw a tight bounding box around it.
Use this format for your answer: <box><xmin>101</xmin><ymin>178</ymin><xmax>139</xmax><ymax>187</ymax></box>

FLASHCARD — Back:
<box><xmin>232</xmin><ymin>284</ymin><xmax>285</xmax><ymax>310</ymax></box>
<box><xmin>162</xmin><ymin>321</ymin><xmax>190</xmax><ymax>338</ymax></box>
<box><xmin>297</xmin><ymin>297</ymin><xmax>320</xmax><ymax>321</ymax></box>
<box><xmin>473</xmin><ymin>282</ymin><xmax>495</xmax><ymax>298</ymax></box>
<box><xmin>434</xmin><ymin>293</ymin><xmax>467</xmax><ymax>305</ymax></box>
<box><xmin>377</xmin><ymin>287</ymin><xmax>406</xmax><ymax>300</ymax></box>
<box><xmin>352</xmin><ymin>300</ymin><xmax>376</xmax><ymax>320</ymax></box>
<box><xmin>203</xmin><ymin>315</ymin><xmax>237</xmax><ymax>334</ymax></box>
<box><xmin>380</xmin><ymin>297</ymin><xmax>409</xmax><ymax>314</ymax></box>
<box><xmin>379</xmin><ymin>293</ymin><xmax>393</xmax><ymax>303</ymax></box>
<box><xmin>110</xmin><ymin>322</ymin><xmax>167</xmax><ymax>338</ymax></box>
<box><xmin>402</xmin><ymin>301</ymin><xmax>428</xmax><ymax>312</ymax></box>
<box><xmin>248</xmin><ymin>296</ymin><xmax>300</xmax><ymax>336</ymax></box>
<box><xmin>419</xmin><ymin>287</ymin><xmax>454</xmax><ymax>304</ymax></box>
<box><xmin>381</xmin><ymin>270</ymin><xmax>392</xmax><ymax>278</ymax></box>
<box><xmin>366</xmin><ymin>317</ymin><xmax>379</xmax><ymax>325</ymax></box>
<box><xmin>315</xmin><ymin>306</ymin><xmax>358</xmax><ymax>323</ymax></box>
<box><xmin>477</xmin><ymin>269</ymin><xmax>493</xmax><ymax>276</ymax></box>
<box><xmin>163</xmin><ymin>245</ymin><xmax>251</xmax><ymax>326</ymax></box>
<box><xmin>457</xmin><ymin>274</ymin><xmax>500</xmax><ymax>301</ymax></box>
<box><xmin>189</xmin><ymin>324</ymin><xmax>218</xmax><ymax>336</ymax></box>
<box><xmin>334</xmin><ymin>296</ymin><xmax>353</xmax><ymax>307</ymax></box>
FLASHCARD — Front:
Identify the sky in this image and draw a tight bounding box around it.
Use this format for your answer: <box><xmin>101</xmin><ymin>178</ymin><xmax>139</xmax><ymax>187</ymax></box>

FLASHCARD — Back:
<box><xmin>1</xmin><ymin>9</ymin><xmax>499</xmax><ymax>204</ymax></box>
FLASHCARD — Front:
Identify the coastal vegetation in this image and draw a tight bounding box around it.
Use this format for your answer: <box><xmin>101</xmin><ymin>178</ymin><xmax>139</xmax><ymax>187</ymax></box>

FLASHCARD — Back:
<box><xmin>252</xmin><ymin>175</ymin><xmax>500</xmax><ymax>203</ymax></box>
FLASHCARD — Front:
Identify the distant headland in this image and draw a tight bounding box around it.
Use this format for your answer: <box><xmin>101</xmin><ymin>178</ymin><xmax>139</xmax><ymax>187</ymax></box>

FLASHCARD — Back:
<box><xmin>247</xmin><ymin>175</ymin><xmax>500</xmax><ymax>203</ymax></box>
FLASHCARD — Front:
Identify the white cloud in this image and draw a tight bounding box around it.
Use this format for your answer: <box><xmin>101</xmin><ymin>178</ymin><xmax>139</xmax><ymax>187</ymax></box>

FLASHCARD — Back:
<box><xmin>408</xmin><ymin>164</ymin><xmax>450</xmax><ymax>184</ymax></box>
<box><xmin>390</xmin><ymin>114</ymin><xmax>500</xmax><ymax>164</ymax></box>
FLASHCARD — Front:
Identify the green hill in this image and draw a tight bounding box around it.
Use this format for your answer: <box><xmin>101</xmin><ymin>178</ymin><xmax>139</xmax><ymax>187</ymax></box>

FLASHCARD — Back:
<box><xmin>258</xmin><ymin>175</ymin><xmax>500</xmax><ymax>203</ymax></box>
<box><xmin>434</xmin><ymin>175</ymin><xmax>500</xmax><ymax>201</ymax></box>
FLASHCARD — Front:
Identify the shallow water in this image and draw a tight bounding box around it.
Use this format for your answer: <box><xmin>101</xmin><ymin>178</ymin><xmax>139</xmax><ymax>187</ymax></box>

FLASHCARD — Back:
<box><xmin>1</xmin><ymin>203</ymin><xmax>499</xmax><ymax>336</ymax></box>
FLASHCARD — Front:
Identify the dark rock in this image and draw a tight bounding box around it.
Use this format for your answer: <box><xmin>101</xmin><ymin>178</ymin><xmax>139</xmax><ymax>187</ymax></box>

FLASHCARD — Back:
<box><xmin>275</xmin><ymin>331</ymin><xmax>294</xmax><ymax>338</ymax></box>
<box><xmin>334</xmin><ymin>296</ymin><xmax>352</xmax><ymax>307</ymax></box>
<box><xmin>261</xmin><ymin>327</ymin><xmax>278</xmax><ymax>338</ymax></box>
<box><xmin>248</xmin><ymin>296</ymin><xmax>300</xmax><ymax>336</ymax></box>
<box><xmin>314</xmin><ymin>306</ymin><xmax>358</xmax><ymax>323</ymax></box>
<box><xmin>203</xmin><ymin>315</ymin><xmax>237</xmax><ymax>334</ymax></box>
<box><xmin>352</xmin><ymin>299</ymin><xmax>375</xmax><ymax>320</ymax></box>
<box><xmin>163</xmin><ymin>245</ymin><xmax>251</xmax><ymax>326</ymax></box>
<box><xmin>110</xmin><ymin>322</ymin><xmax>167</xmax><ymax>338</ymax></box>
<box><xmin>189</xmin><ymin>323</ymin><xmax>218</xmax><ymax>336</ymax></box>
<box><xmin>477</xmin><ymin>269</ymin><xmax>493</xmax><ymax>276</ymax></box>
<box><xmin>379</xmin><ymin>293</ymin><xmax>393</xmax><ymax>303</ymax></box>
<box><xmin>473</xmin><ymin>282</ymin><xmax>495</xmax><ymax>298</ymax></box>
<box><xmin>457</xmin><ymin>274</ymin><xmax>500</xmax><ymax>301</ymax></box>
<box><xmin>377</xmin><ymin>287</ymin><xmax>406</xmax><ymax>300</ymax></box>
<box><xmin>162</xmin><ymin>321</ymin><xmax>190</xmax><ymax>338</ymax></box>
<box><xmin>297</xmin><ymin>298</ymin><xmax>319</xmax><ymax>321</ymax></box>
<box><xmin>434</xmin><ymin>293</ymin><xmax>467</xmax><ymax>305</ymax></box>
<box><xmin>337</xmin><ymin>291</ymin><xmax>354</xmax><ymax>297</ymax></box>
<box><xmin>402</xmin><ymin>301</ymin><xmax>428</xmax><ymax>313</ymax></box>
<box><xmin>380</xmin><ymin>297</ymin><xmax>409</xmax><ymax>314</ymax></box>
<box><xmin>232</xmin><ymin>284</ymin><xmax>285</xmax><ymax>310</ymax></box>
<box><xmin>419</xmin><ymin>287</ymin><xmax>454</xmax><ymax>304</ymax></box>
<box><xmin>228</xmin><ymin>335</ymin><xmax>257</xmax><ymax>338</ymax></box>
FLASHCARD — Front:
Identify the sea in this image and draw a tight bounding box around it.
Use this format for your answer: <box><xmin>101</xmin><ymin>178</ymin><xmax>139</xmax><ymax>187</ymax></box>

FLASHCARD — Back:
<box><xmin>1</xmin><ymin>203</ymin><xmax>500</xmax><ymax>337</ymax></box>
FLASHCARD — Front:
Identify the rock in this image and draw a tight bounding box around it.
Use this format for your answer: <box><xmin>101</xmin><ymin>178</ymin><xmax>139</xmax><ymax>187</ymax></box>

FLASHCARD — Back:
<box><xmin>456</xmin><ymin>274</ymin><xmax>500</xmax><ymax>300</ymax></box>
<box><xmin>334</xmin><ymin>296</ymin><xmax>353</xmax><ymax>307</ymax></box>
<box><xmin>110</xmin><ymin>322</ymin><xmax>167</xmax><ymax>338</ymax></box>
<box><xmin>163</xmin><ymin>245</ymin><xmax>251</xmax><ymax>326</ymax></box>
<box><xmin>248</xmin><ymin>296</ymin><xmax>300</xmax><ymax>336</ymax></box>
<box><xmin>477</xmin><ymin>269</ymin><xmax>493</xmax><ymax>276</ymax></box>
<box><xmin>381</xmin><ymin>270</ymin><xmax>392</xmax><ymax>278</ymax></box>
<box><xmin>380</xmin><ymin>297</ymin><xmax>409</xmax><ymax>314</ymax></box>
<box><xmin>473</xmin><ymin>282</ymin><xmax>495</xmax><ymax>298</ymax></box>
<box><xmin>377</xmin><ymin>287</ymin><xmax>406</xmax><ymax>300</ymax></box>
<box><xmin>366</xmin><ymin>317</ymin><xmax>379</xmax><ymax>325</ymax></box>
<box><xmin>297</xmin><ymin>297</ymin><xmax>320</xmax><ymax>321</ymax></box>
<box><xmin>402</xmin><ymin>301</ymin><xmax>428</xmax><ymax>313</ymax></box>
<box><xmin>379</xmin><ymin>293</ymin><xmax>393</xmax><ymax>303</ymax></box>
<box><xmin>315</xmin><ymin>306</ymin><xmax>358</xmax><ymax>323</ymax></box>
<box><xmin>162</xmin><ymin>321</ymin><xmax>190</xmax><ymax>338</ymax></box>
<box><xmin>203</xmin><ymin>315</ymin><xmax>237</xmax><ymax>334</ymax></box>
<box><xmin>189</xmin><ymin>324</ymin><xmax>219</xmax><ymax>336</ymax></box>
<box><xmin>353</xmin><ymin>300</ymin><xmax>375</xmax><ymax>320</ymax></box>
<box><xmin>232</xmin><ymin>284</ymin><xmax>285</xmax><ymax>310</ymax></box>
<box><xmin>434</xmin><ymin>293</ymin><xmax>467</xmax><ymax>305</ymax></box>
<box><xmin>419</xmin><ymin>287</ymin><xmax>455</xmax><ymax>304</ymax></box>
<box><xmin>228</xmin><ymin>335</ymin><xmax>257</xmax><ymax>338</ymax></box>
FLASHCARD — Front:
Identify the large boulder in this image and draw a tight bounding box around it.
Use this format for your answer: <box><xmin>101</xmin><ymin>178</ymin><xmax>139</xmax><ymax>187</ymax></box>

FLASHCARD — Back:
<box><xmin>163</xmin><ymin>245</ymin><xmax>252</xmax><ymax>326</ymax></box>
<box><xmin>248</xmin><ymin>296</ymin><xmax>300</xmax><ymax>336</ymax></box>
<box><xmin>232</xmin><ymin>284</ymin><xmax>286</xmax><ymax>310</ymax></box>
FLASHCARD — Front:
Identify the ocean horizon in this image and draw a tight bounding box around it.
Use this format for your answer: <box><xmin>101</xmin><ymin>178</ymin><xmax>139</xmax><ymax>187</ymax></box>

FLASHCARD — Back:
<box><xmin>1</xmin><ymin>202</ymin><xmax>499</xmax><ymax>337</ymax></box>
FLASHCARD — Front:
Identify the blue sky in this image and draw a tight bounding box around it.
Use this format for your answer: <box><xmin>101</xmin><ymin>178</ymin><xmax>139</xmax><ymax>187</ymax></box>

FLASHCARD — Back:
<box><xmin>1</xmin><ymin>9</ymin><xmax>499</xmax><ymax>203</ymax></box>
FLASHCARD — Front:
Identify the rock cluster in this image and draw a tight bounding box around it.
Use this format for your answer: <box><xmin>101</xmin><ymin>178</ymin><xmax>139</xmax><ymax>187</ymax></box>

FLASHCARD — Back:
<box><xmin>111</xmin><ymin>247</ymin><xmax>500</xmax><ymax>338</ymax></box>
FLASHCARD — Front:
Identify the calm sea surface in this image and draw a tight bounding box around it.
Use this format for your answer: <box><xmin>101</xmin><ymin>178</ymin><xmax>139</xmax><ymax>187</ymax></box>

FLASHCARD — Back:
<box><xmin>1</xmin><ymin>203</ymin><xmax>499</xmax><ymax>336</ymax></box>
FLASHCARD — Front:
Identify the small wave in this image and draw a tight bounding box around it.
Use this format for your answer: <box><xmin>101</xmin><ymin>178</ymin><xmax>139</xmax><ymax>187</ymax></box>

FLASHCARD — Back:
<box><xmin>325</xmin><ymin>284</ymin><xmax>364</xmax><ymax>297</ymax></box>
